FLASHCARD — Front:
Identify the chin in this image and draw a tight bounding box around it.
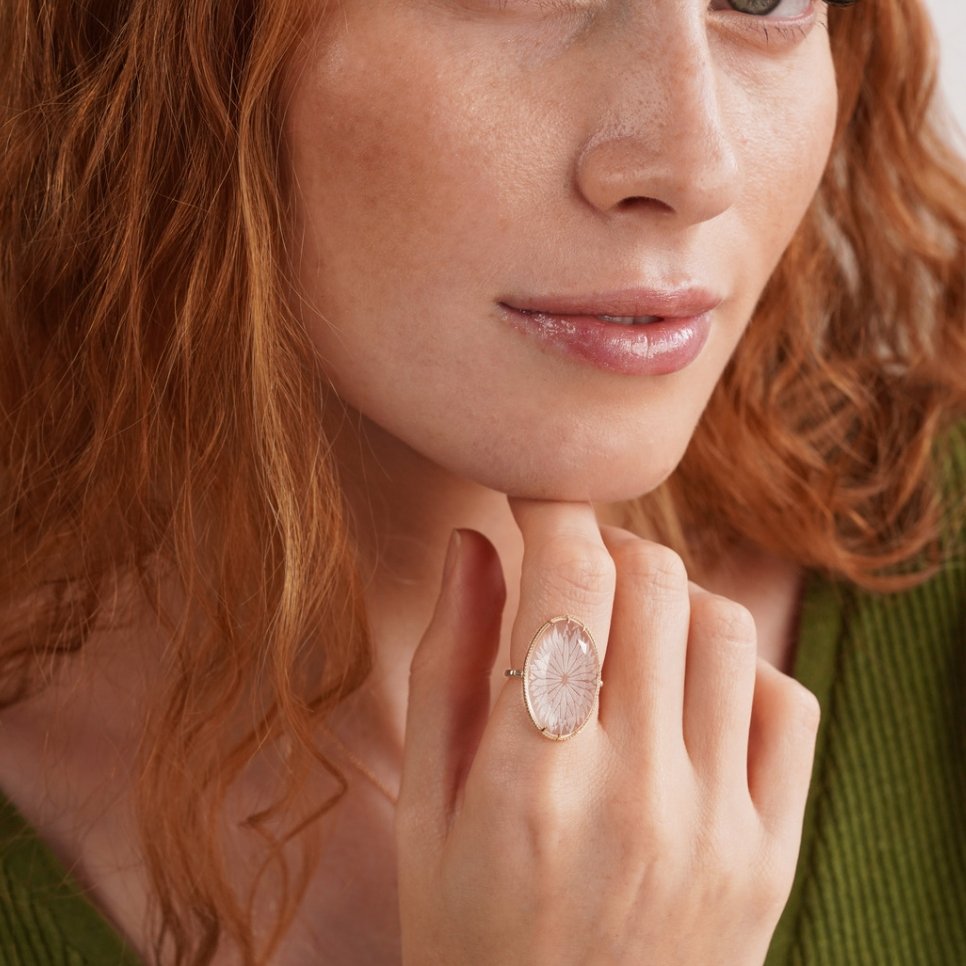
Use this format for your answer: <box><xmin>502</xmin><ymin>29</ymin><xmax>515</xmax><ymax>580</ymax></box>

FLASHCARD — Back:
<box><xmin>456</xmin><ymin>445</ymin><xmax>683</xmax><ymax>506</ymax></box>
<box><xmin>504</xmin><ymin>473</ymin><xmax>676</xmax><ymax>506</ymax></box>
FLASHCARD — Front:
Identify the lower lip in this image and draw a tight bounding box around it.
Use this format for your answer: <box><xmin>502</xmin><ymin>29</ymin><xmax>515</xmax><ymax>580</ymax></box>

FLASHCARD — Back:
<box><xmin>499</xmin><ymin>305</ymin><xmax>713</xmax><ymax>376</ymax></box>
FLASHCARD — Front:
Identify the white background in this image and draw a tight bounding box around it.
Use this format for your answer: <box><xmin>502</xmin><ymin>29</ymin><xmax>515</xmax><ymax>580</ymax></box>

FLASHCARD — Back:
<box><xmin>923</xmin><ymin>0</ymin><xmax>966</xmax><ymax>148</ymax></box>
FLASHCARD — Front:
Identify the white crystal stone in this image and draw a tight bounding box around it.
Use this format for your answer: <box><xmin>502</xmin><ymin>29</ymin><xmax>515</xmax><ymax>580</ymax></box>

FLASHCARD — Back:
<box><xmin>523</xmin><ymin>617</ymin><xmax>601</xmax><ymax>740</ymax></box>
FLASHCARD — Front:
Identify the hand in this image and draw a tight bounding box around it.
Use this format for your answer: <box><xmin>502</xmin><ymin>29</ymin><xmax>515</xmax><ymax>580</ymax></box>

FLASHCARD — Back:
<box><xmin>396</xmin><ymin>497</ymin><xmax>820</xmax><ymax>965</ymax></box>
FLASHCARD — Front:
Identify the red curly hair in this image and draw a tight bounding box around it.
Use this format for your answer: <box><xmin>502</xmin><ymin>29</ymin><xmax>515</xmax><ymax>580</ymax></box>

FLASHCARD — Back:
<box><xmin>1</xmin><ymin>0</ymin><xmax>964</xmax><ymax>962</ymax></box>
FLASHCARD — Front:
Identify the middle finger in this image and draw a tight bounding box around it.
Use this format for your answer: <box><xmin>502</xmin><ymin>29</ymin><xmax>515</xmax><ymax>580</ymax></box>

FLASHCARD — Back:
<box><xmin>597</xmin><ymin>524</ymin><xmax>691</xmax><ymax>764</ymax></box>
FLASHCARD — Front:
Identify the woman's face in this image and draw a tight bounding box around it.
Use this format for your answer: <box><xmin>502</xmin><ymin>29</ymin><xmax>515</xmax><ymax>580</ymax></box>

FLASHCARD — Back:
<box><xmin>284</xmin><ymin>0</ymin><xmax>838</xmax><ymax>501</ymax></box>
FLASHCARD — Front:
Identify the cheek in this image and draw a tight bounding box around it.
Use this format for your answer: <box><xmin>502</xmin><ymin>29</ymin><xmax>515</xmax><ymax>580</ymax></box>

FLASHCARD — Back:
<box><xmin>285</xmin><ymin>26</ymin><xmax>505</xmax><ymax>297</ymax></box>
<box><xmin>288</xmin><ymin>75</ymin><xmax>439</xmax><ymax>283</ymax></box>
<box><xmin>731</xmin><ymin>54</ymin><xmax>838</xmax><ymax>275</ymax></box>
<box><xmin>283</xmin><ymin>16</ymin><xmax>552</xmax><ymax>414</ymax></box>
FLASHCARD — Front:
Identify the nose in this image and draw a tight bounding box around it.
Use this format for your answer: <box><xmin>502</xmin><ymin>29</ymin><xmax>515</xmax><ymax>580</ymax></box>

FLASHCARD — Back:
<box><xmin>574</xmin><ymin>21</ymin><xmax>740</xmax><ymax>226</ymax></box>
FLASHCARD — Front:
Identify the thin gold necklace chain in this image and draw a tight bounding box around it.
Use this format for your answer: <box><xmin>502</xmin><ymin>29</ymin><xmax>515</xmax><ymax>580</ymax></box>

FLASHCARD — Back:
<box><xmin>318</xmin><ymin>722</ymin><xmax>400</xmax><ymax>807</ymax></box>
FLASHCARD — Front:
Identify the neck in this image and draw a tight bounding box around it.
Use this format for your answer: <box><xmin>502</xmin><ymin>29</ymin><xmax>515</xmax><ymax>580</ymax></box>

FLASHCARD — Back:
<box><xmin>321</xmin><ymin>402</ymin><xmax>530</xmax><ymax>772</ymax></box>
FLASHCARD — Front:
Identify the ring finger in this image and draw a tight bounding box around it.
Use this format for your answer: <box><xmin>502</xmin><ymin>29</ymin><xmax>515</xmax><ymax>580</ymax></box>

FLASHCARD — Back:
<box><xmin>484</xmin><ymin>497</ymin><xmax>615</xmax><ymax>762</ymax></box>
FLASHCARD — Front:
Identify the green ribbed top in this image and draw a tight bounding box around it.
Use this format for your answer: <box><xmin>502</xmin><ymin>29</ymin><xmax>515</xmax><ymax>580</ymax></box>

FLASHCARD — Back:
<box><xmin>2</xmin><ymin>423</ymin><xmax>964</xmax><ymax>966</ymax></box>
<box><xmin>765</xmin><ymin>418</ymin><xmax>966</xmax><ymax>966</ymax></box>
<box><xmin>0</xmin><ymin>795</ymin><xmax>139</xmax><ymax>966</ymax></box>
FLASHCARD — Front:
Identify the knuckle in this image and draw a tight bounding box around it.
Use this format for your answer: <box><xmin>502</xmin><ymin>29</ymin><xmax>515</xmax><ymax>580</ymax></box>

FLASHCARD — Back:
<box><xmin>693</xmin><ymin>596</ymin><xmax>758</xmax><ymax>650</ymax></box>
<box><xmin>536</xmin><ymin>536</ymin><xmax>616</xmax><ymax>604</ymax></box>
<box><xmin>614</xmin><ymin>541</ymin><xmax>689</xmax><ymax>597</ymax></box>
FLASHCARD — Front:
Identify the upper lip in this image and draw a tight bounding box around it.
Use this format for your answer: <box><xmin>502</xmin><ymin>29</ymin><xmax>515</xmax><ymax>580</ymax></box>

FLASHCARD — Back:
<box><xmin>501</xmin><ymin>286</ymin><xmax>723</xmax><ymax>319</ymax></box>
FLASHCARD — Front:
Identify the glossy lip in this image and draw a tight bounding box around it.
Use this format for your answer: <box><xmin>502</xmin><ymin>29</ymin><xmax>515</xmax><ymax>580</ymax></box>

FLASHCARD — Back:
<box><xmin>498</xmin><ymin>286</ymin><xmax>722</xmax><ymax>377</ymax></box>
<box><xmin>502</xmin><ymin>286</ymin><xmax>723</xmax><ymax>320</ymax></box>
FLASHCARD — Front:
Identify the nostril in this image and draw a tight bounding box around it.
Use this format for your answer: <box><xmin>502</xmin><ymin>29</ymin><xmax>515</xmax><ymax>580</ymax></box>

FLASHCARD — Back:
<box><xmin>615</xmin><ymin>196</ymin><xmax>673</xmax><ymax>214</ymax></box>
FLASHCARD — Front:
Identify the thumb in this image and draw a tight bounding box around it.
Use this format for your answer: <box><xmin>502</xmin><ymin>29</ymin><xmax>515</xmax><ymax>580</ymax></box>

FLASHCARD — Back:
<box><xmin>398</xmin><ymin>528</ymin><xmax>506</xmax><ymax>838</ymax></box>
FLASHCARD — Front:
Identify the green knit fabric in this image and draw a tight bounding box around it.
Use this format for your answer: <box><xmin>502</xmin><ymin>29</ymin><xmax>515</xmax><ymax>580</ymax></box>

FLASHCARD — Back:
<box><xmin>0</xmin><ymin>795</ymin><xmax>139</xmax><ymax>965</ymax></box>
<box><xmin>1</xmin><ymin>423</ymin><xmax>964</xmax><ymax>965</ymax></box>
<box><xmin>766</xmin><ymin>418</ymin><xmax>966</xmax><ymax>966</ymax></box>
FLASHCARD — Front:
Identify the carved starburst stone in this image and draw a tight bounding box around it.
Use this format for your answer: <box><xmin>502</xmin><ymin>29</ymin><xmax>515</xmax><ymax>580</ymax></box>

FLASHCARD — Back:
<box><xmin>522</xmin><ymin>616</ymin><xmax>602</xmax><ymax>740</ymax></box>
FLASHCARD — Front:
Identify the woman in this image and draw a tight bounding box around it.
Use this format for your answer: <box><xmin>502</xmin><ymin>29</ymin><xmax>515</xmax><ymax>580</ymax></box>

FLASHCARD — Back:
<box><xmin>1</xmin><ymin>0</ymin><xmax>963</xmax><ymax>963</ymax></box>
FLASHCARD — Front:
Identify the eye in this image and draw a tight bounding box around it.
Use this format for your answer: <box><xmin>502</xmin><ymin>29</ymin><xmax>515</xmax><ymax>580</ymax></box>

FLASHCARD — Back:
<box><xmin>719</xmin><ymin>0</ymin><xmax>811</xmax><ymax>15</ymax></box>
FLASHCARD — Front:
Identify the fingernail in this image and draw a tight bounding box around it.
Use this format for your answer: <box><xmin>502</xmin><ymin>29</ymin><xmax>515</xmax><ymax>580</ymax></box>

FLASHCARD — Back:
<box><xmin>442</xmin><ymin>528</ymin><xmax>463</xmax><ymax>585</ymax></box>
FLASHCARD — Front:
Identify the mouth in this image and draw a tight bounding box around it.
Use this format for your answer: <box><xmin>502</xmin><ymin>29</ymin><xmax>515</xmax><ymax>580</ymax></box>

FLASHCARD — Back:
<box><xmin>595</xmin><ymin>314</ymin><xmax>661</xmax><ymax>325</ymax></box>
<box><xmin>513</xmin><ymin>310</ymin><xmax>663</xmax><ymax>326</ymax></box>
<box><xmin>500</xmin><ymin>286</ymin><xmax>723</xmax><ymax>323</ymax></box>
<box><xmin>497</xmin><ymin>285</ymin><xmax>722</xmax><ymax>377</ymax></box>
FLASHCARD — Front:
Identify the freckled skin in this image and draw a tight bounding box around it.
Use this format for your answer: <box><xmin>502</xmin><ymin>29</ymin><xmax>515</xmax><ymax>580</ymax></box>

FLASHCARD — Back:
<box><xmin>284</xmin><ymin>0</ymin><xmax>838</xmax><ymax>502</ymax></box>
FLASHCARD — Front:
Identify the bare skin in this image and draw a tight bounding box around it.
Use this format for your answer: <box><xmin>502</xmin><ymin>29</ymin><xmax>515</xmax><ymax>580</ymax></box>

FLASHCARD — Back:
<box><xmin>0</xmin><ymin>493</ymin><xmax>804</xmax><ymax>963</ymax></box>
<box><xmin>1</xmin><ymin>0</ymin><xmax>834</xmax><ymax>960</ymax></box>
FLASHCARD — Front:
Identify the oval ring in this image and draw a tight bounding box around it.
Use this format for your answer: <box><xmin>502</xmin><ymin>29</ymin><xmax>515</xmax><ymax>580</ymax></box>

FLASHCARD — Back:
<box><xmin>504</xmin><ymin>614</ymin><xmax>603</xmax><ymax>741</ymax></box>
